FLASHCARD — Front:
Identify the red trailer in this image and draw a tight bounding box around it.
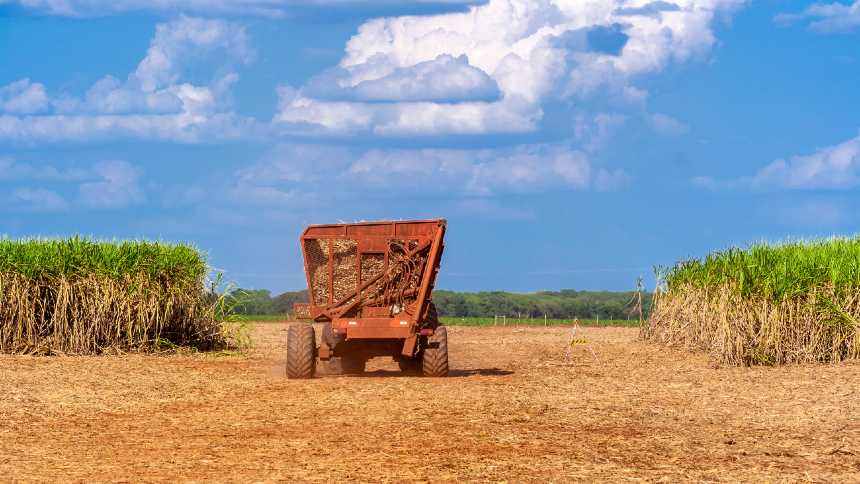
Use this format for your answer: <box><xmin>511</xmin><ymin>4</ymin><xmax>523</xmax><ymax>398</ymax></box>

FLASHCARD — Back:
<box><xmin>287</xmin><ymin>219</ymin><xmax>448</xmax><ymax>378</ymax></box>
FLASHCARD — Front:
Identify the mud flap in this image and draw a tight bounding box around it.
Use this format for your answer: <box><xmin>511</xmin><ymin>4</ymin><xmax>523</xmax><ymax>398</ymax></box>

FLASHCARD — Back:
<box><xmin>318</xmin><ymin>342</ymin><xmax>331</xmax><ymax>360</ymax></box>
<box><xmin>401</xmin><ymin>334</ymin><xmax>418</xmax><ymax>357</ymax></box>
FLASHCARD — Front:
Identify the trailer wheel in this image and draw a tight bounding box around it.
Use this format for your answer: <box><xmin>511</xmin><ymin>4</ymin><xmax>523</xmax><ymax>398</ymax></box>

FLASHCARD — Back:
<box><xmin>340</xmin><ymin>356</ymin><xmax>366</xmax><ymax>374</ymax></box>
<box><xmin>286</xmin><ymin>323</ymin><xmax>316</xmax><ymax>379</ymax></box>
<box><xmin>422</xmin><ymin>326</ymin><xmax>449</xmax><ymax>377</ymax></box>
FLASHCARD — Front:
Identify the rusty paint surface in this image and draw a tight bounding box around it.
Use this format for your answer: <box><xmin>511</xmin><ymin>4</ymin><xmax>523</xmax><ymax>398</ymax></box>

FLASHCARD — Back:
<box><xmin>294</xmin><ymin>219</ymin><xmax>446</xmax><ymax>347</ymax></box>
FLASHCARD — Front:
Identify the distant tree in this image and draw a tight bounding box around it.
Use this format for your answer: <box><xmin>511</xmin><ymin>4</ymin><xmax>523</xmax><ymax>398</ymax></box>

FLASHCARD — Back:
<box><xmin>430</xmin><ymin>289</ymin><xmax>652</xmax><ymax>320</ymax></box>
<box><xmin>225</xmin><ymin>287</ymin><xmax>652</xmax><ymax>319</ymax></box>
<box><xmin>272</xmin><ymin>290</ymin><xmax>308</xmax><ymax>314</ymax></box>
<box><xmin>225</xmin><ymin>289</ymin><xmax>275</xmax><ymax>315</ymax></box>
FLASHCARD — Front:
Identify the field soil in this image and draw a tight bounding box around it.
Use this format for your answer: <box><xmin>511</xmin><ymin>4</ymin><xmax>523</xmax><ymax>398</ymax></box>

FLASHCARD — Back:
<box><xmin>2</xmin><ymin>324</ymin><xmax>859</xmax><ymax>482</ymax></box>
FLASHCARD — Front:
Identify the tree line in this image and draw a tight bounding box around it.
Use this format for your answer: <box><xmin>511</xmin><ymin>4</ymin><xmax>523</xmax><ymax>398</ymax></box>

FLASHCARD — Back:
<box><xmin>226</xmin><ymin>288</ymin><xmax>651</xmax><ymax>320</ymax></box>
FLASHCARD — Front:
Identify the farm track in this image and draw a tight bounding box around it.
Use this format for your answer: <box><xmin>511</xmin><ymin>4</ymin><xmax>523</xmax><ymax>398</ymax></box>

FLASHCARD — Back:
<box><xmin>2</xmin><ymin>325</ymin><xmax>859</xmax><ymax>482</ymax></box>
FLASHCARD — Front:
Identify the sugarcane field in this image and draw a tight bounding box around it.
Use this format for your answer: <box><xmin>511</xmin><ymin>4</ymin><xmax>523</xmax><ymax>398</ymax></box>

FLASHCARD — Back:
<box><xmin>5</xmin><ymin>1</ymin><xmax>860</xmax><ymax>481</ymax></box>
<box><xmin>2</xmin><ymin>230</ymin><xmax>860</xmax><ymax>481</ymax></box>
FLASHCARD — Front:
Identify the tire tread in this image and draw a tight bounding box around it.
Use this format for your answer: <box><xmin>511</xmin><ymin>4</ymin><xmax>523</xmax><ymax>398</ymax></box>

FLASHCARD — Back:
<box><xmin>287</xmin><ymin>324</ymin><xmax>316</xmax><ymax>379</ymax></box>
<box><xmin>422</xmin><ymin>326</ymin><xmax>449</xmax><ymax>377</ymax></box>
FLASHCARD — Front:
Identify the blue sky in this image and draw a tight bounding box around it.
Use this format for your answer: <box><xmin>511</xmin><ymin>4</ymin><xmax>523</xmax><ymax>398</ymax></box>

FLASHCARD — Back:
<box><xmin>1</xmin><ymin>0</ymin><xmax>859</xmax><ymax>293</ymax></box>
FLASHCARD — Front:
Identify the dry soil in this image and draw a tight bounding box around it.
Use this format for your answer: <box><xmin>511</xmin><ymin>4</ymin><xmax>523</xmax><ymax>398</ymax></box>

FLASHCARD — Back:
<box><xmin>2</xmin><ymin>324</ymin><xmax>859</xmax><ymax>482</ymax></box>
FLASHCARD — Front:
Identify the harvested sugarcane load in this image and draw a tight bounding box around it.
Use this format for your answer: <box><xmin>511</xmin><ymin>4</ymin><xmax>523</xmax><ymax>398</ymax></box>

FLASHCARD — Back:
<box><xmin>288</xmin><ymin>219</ymin><xmax>448</xmax><ymax>378</ymax></box>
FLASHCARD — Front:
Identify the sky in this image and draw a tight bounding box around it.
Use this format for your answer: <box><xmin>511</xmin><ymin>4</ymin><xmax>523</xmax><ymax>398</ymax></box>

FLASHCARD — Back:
<box><xmin>1</xmin><ymin>0</ymin><xmax>859</xmax><ymax>294</ymax></box>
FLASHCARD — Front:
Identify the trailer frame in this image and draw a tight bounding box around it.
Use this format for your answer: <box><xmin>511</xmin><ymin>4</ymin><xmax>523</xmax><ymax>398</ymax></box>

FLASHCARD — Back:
<box><xmin>289</xmin><ymin>219</ymin><xmax>447</xmax><ymax>377</ymax></box>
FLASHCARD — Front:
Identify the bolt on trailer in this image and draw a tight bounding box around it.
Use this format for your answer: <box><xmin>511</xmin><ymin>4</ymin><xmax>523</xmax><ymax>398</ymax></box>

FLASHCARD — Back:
<box><xmin>288</xmin><ymin>219</ymin><xmax>448</xmax><ymax>378</ymax></box>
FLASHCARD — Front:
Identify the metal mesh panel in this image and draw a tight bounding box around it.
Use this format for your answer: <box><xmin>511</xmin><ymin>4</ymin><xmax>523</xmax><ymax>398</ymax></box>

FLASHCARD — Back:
<box><xmin>293</xmin><ymin>303</ymin><xmax>311</xmax><ymax>319</ymax></box>
<box><xmin>331</xmin><ymin>239</ymin><xmax>358</xmax><ymax>304</ymax></box>
<box><xmin>304</xmin><ymin>239</ymin><xmax>329</xmax><ymax>305</ymax></box>
<box><xmin>361</xmin><ymin>253</ymin><xmax>385</xmax><ymax>285</ymax></box>
<box><xmin>388</xmin><ymin>239</ymin><xmax>425</xmax><ymax>295</ymax></box>
<box><xmin>390</xmin><ymin>239</ymin><xmax>419</xmax><ymax>257</ymax></box>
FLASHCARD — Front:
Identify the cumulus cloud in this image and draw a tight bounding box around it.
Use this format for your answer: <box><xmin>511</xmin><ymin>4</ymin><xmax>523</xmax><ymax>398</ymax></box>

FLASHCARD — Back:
<box><xmin>775</xmin><ymin>1</ymin><xmax>860</xmax><ymax>33</ymax></box>
<box><xmin>750</xmin><ymin>130</ymin><xmax>860</xmax><ymax>189</ymax></box>
<box><xmin>276</xmin><ymin>85</ymin><xmax>538</xmax><ymax>135</ymax></box>
<box><xmin>0</xmin><ymin>79</ymin><xmax>48</xmax><ymax>114</ymax></box>
<box><xmin>650</xmin><ymin>112</ymin><xmax>689</xmax><ymax>136</ymax></box>
<box><xmin>694</xmin><ymin>130</ymin><xmax>860</xmax><ymax>191</ymax></box>
<box><xmin>9</xmin><ymin>187</ymin><xmax>70</xmax><ymax>212</ymax></box>
<box><xmin>0</xmin><ymin>157</ymin><xmax>88</xmax><ymax>181</ymax></box>
<box><xmin>615</xmin><ymin>1</ymin><xmax>682</xmax><ymax>17</ymax></box>
<box><xmin>275</xmin><ymin>0</ymin><xmax>744</xmax><ymax>136</ymax></box>
<box><xmin>233</xmin><ymin>143</ymin><xmax>628</xmax><ymax>206</ymax></box>
<box><xmin>78</xmin><ymin>160</ymin><xmax>146</xmax><ymax>208</ymax></box>
<box><xmin>573</xmin><ymin>113</ymin><xmax>628</xmax><ymax>152</ymax></box>
<box><xmin>2</xmin><ymin>0</ymin><xmax>480</xmax><ymax>17</ymax></box>
<box><xmin>305</xmin><ymin>54</ymin><xmax>501</xmax><ymax>103</ymax></box>
<box><xmin>346</xmin><ymin>145</ymin><xmax>596</xmax><ymax>195</ymax></box>
<box><xmin>0</xmin><ymin>157</ymin><xmax>146</xmax><ymax>211</ymax></box>
<box><xmin>133</xmin><ymin>16</ymin><xmax>252</xmax><ymax>92</ymax></box>
<box><xmin>0</xmin><ymin>16</ymin><xmax>255</xmax><ymax>143</ymax></box>
<box><xmin>230</xmin><ymin>144</ymin><xmax>351</xmax><ymax>206</ymax></box>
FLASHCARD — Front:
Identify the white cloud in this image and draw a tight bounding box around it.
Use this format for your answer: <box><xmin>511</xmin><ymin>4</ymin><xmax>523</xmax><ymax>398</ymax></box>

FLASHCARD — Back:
<box><xmin>236</xmin><ymin>143</ymin><xmax>352</xmax><ymax>184</ymax></box>
<box><xmin>0</xmin><ymin>17</ymin><xmax>255</xmax><ymax>143</ymax></box>
<box><xmin>230</xmin><ymin>144</ymin><xmax>350</xmax><ymax>206</ymax></box>
<box><xmin>134</xmin><ymin>16</ymin><xmax>252</xmax><ymax>92</ymax></box>
<box><xmin>2</xmin><ymin>0</ymin><xmax>480</xmax><ymax>17</ymax></box>
<box><xmin>775</xmin><ymin>1</ymin><xmax>860</xmax><ymax>33</ymax></box>
<box><xmin>275</xmin><ymin>0</ymin><xmax>745</xmax><ymax>136</ymax></box>
<box><xmin>305</xmin><ymin>54</ymin><xmax>500</xmax><ymax>102</ymax></box>
<box><xmin>0</xmin><ymin>157</ymin><xmax>88</xmax><ymax>181</ymax></box>
<box><xmin>0</xmin><ymin>157</ymin><xmax>146</xmax><ymax>211</ymax></box>
<box><xmin>78</xmin><ymin>160</ymin><xmax>145</xmax><ymax>208</ymax></box>
<box><xmin>574</xmin><ymin>112</ymin><xmax>628</xmax><ymax>151</ymax></box>
<box><xmin>0</xmin><ymin>111</ymin><xmax>255</xmax><ymax>143</ymax></box>
<box><xmin>695</xmin><ymin>130</ymin><xmax>860</xmax><ymax>191</ymax></box>
<box><xmin>234</xmin><ymin>142</ymin><xmax>628</xmax><ymax>206</ymax></box>
<box><xmin>650</xmin><ymin>112</ymin><xmax>689</xmax><ymax>136</ymax></box>
<box><xmin>275</xmin><ymin>85</ymin><xmax>538</xmax><ymax>136</ymax></box>
<box><xmin>751</xmin><ymin>130</ymin><xmax>860</xmax><ymax>189</ymax></box>
<box><xmin>9</xmin><ymin>187</ymin><xmax>70</xmax><ymax>212</ymax></box>
<box><xmin>594</xmin><ymin>168</ymin><xmax>633</xmax><ymax>191</ymax></box>
<box><xmin>0</xmin><ymin>79</ymin><xmax>48</xmax><ymax>114</ymax></box>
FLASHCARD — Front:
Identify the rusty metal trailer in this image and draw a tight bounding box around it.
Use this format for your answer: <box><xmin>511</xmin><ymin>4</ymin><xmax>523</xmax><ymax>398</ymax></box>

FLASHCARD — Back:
<box><xmin>287</xmin><ymin>219</ymin><xmax>448</xmax><ymax>378</ymax></box>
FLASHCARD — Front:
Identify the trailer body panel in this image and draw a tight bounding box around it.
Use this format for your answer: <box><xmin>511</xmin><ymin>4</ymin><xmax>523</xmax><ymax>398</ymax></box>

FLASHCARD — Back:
<box><xmin>293</xmin><ymin>219</ymin><xmax>446</xmax><ymax>356</ymax></box>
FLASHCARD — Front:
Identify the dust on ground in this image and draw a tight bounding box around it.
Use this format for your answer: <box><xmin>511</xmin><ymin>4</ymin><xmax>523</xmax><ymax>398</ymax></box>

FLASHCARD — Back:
<box><xmin>2</xmin><ymin>324</ymin><xmax>859</xmax><ymax>482</ymax></box>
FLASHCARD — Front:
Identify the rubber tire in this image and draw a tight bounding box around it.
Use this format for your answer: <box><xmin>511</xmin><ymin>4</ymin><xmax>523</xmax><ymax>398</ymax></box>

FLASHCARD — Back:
<box><xmin>340</xmin><ymin>356</ymin><xmax>366</xmax><ymax>374</ymax></box>
<box><xmin>287</xmin><ymin>324</ymin><xmax>316</xmax><ymax>379</ymax></box>
<box><xmin>422</xmin><ymin>326</ymin><xmax>449</xmax><ymax>377</ymax></box>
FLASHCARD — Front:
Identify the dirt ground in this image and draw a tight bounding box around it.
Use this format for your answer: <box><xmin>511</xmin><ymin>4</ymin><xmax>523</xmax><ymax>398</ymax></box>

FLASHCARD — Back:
<box><xmin>2</xmin><ymin>324</ymin><xmax>859</xmax><ymax>482</ymax></box>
